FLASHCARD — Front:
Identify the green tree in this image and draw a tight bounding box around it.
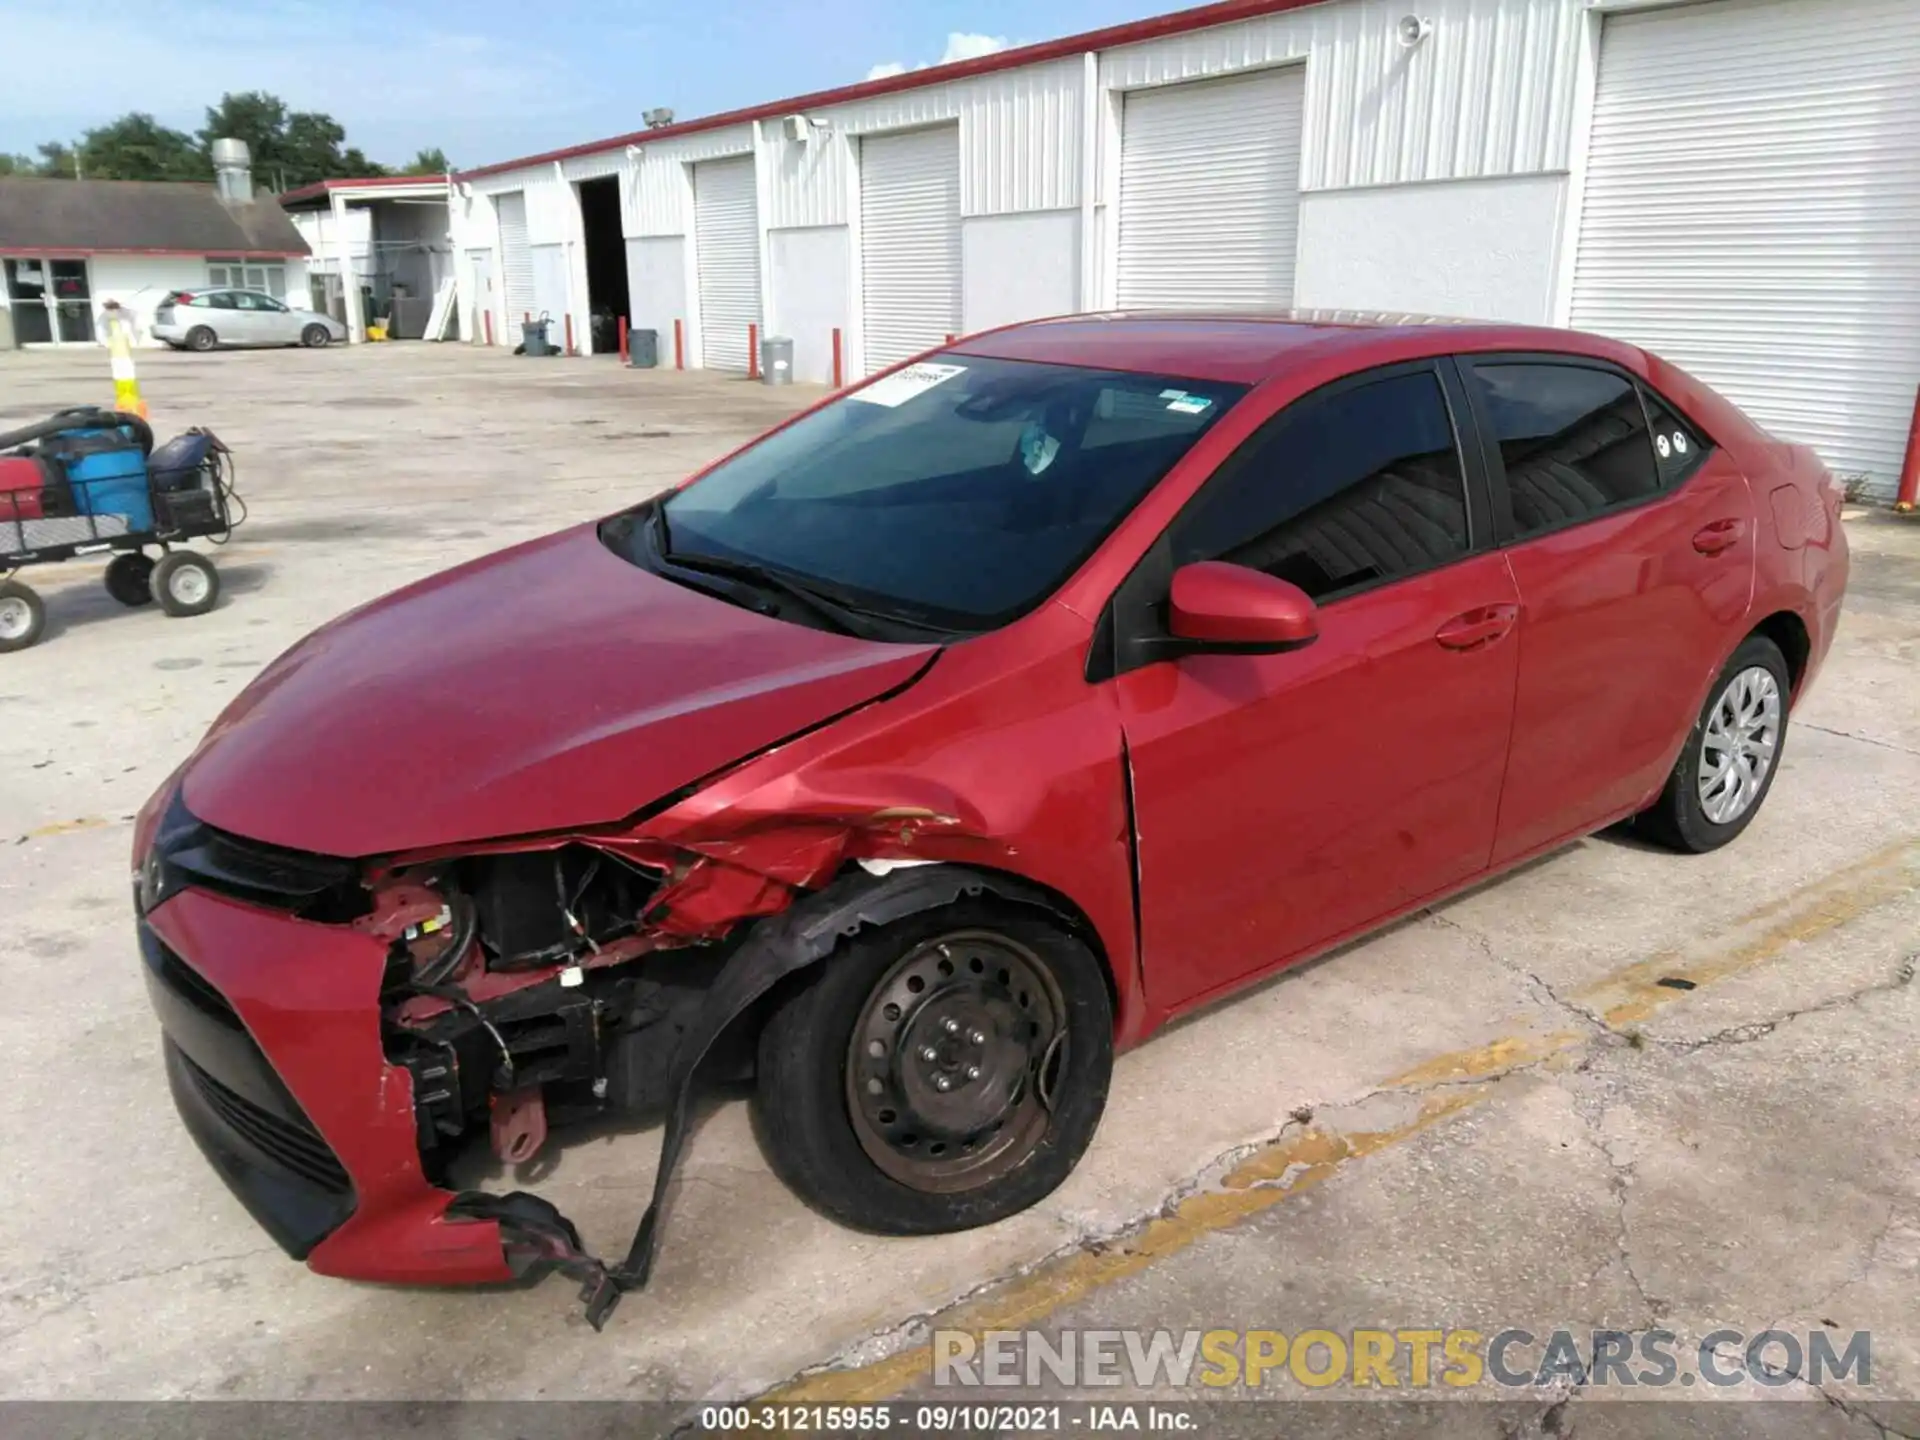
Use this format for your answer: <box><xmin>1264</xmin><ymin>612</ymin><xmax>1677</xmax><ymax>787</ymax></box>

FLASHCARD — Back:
<box><xmin>76</xmin><ymin>113</ymin><xmax>207</xmax><ymax>181</ymax></box>
<box><xmin>196</xmin><ymin>92</ymin><xmax>397</xmax><ymax>189</ymax></box>
<box><xmin>0</xmin><ymin>154</ymin><xmax>41</xmax><ymax>175</ymax></box>
<box><xmin>403</xmin><ymin>147</ymin><xmax>452</xmax><ymax>176</ymax></box>
<box><xmin>35</xmin><ymin>141</ymin><xmax>79</xmax><ymax>178</ymax></box>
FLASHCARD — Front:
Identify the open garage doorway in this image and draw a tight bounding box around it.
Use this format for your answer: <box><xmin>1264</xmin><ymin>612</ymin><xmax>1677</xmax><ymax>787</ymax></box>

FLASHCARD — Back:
<box><xmin>576</xmin><ymin>174</ymin><xmax>630</xmax><ymax>356</ymax></box>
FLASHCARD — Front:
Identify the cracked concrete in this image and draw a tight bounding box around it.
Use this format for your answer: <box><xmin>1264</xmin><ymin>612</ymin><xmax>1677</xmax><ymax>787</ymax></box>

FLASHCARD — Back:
<box><xmin>3</xmin><ymin>347</ymin><xmax>1919</xmax><ymax>1427</ymax></box>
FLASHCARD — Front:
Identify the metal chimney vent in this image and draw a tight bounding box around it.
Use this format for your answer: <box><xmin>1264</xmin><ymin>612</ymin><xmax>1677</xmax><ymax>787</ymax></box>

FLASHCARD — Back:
<box><xmin>211</xmin><ymin>137</ymin><xmax>253</xmax><ymax>203</ymax></box>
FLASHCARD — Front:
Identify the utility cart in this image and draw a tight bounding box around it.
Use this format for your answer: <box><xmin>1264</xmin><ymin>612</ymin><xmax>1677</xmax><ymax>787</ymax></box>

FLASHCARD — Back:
<box><xmin>0</xmin><ymin>406</ymin><xmax>244</xmax><ymax>652</ymax></box>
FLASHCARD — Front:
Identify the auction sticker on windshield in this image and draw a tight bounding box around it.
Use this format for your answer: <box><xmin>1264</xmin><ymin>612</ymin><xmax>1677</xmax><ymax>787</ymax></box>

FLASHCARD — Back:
<box><xmin>851</xmin><ymin>362</ymin><xmax>967</xmax><ymax>408</ymax></box>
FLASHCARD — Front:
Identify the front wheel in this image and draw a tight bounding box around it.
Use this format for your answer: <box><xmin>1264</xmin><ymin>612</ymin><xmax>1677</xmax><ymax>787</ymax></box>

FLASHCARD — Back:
<box><xmin>150</xmin><ymin>551</ymin><xmax>220</xmax><ymax>617</ymax></box>
<box><xmin>301</xmin><ymin>324</ymin><xmax>332</xmax><ymax>348</ymax></box>
<box><xmin>755</xmin><ymin>896</ymin><xmax>1113</xmax><ymax>1235</ymax></box>
<box><xmin>0</xmin><ymin>580</ymin><xmax>45</xmax><ymax>652</ymax></box>
<box><xmin>104</xmin><ymin>552</ymin><xmax>155</xmax><ymax>606</ymax></box>
<box><xmin>1639</xmin><ymin>634</ymin><xmax>1790</xmax><ymax>853</ymax></box>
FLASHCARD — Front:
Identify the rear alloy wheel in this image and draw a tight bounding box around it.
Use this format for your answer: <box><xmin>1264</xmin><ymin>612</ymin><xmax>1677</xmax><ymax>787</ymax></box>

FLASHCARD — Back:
<box><xmin>301</xmin><ymin>323</ymin><xmax>332</xmax><ymax>348</ymax></box>
<box><xmin>104</xmin><ymin>552</ymin><xmax>155</xmax><ymax>607</ymax></box>
<box><xmin>185</xmin><ymin>326</ymin><xmax>217</xmax><ymax>353</ymax></box>
<box><xmin>0</xmin><ymin>580</ymin><xmax>45</xmax><ymax>652</ymax></box>
<box><xmin>755</xmin><ymin>897</ymin><xmax>1112</xmax><ymax>1234</ymax></box>
<box><xmin>1639</xmin><ymin>634</ymin><xmax>1790</xmax><ymax>853</ymax></box>
<box><xmin>150</xmin><ymin>551</ymin><xmax>220</xmax><ymax>617</ymax></box>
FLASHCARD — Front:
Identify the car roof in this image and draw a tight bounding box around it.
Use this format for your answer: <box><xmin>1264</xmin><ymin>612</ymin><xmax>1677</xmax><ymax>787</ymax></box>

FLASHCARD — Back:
<box><xmin>954</xmin><ymin>311</ymin><xmax>1648</xmax><ymax>386</ymax></box>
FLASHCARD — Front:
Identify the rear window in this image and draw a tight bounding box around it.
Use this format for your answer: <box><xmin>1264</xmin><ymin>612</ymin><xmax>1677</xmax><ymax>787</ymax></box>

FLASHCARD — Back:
<box><xmin>1469</xmin><ymin>362</ymin><xmax>1661</xmax><ymax>540</ymax></box>
<box><xmin>1639</xmin><ymin>384</ymin><xmax>1713</xmax><ymax>487</ymax></box>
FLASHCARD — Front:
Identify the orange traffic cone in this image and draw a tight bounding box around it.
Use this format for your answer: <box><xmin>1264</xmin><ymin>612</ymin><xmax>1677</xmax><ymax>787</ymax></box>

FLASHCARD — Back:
<box><xmin>101</xmin><ymin>301</ymin><xmax>149</xmax><ymax>421</ymax></box>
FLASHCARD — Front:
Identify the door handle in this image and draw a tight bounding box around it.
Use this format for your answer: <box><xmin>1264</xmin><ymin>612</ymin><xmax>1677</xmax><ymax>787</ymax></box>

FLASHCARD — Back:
<box><xmin>1693</xmin><ymin>518</ymin><xmax>1745</xmax><ymax>554</ymax></box>
<box><xmin>1435</xmin><ymin>603</ymin><xmax>1519</xmax><ymax>651</ymax></box>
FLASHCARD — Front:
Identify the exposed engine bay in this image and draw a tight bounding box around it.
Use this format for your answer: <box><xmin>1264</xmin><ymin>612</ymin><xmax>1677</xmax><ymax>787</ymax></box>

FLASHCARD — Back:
<box><xmin>362</xmin><ymin>844</ymin><xmax>758</xmax><ymax>1177</ymax></box>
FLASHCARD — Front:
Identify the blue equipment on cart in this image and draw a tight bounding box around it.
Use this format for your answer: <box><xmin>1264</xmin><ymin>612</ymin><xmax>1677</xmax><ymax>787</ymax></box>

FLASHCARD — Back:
<box><xmin>0</xmin><ymin>405</ymin><xmax>244</xmax><ymax>653</ymax></box>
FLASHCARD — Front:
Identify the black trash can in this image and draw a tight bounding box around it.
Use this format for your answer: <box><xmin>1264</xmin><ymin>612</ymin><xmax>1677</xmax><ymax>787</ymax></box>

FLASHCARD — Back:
<box><xmin>520</xmin><ymin>316</ymin><xmax>553</xmax><ymax>357</ymax></box>
<box><xmin>628</xmin><ymin>327</ymin><xmax>659</xmax><ymax>368</ymax></box>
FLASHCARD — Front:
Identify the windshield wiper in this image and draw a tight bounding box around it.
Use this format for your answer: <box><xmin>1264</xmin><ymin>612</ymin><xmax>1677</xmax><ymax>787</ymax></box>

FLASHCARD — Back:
<box><xmin>662</xmin><ymin>547</ymin><xmax>895</xmax><ymax>640</ymax></box>
<box><xmin>646</xmin><ymin>500</ymin><xmax>962</xmax><ymax>641</ymax></box>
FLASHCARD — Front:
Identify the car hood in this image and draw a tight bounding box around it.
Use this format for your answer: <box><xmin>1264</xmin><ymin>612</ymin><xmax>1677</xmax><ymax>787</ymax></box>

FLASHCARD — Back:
<box><xmin>181</xmin><ymin>523</ymin><xmax>938</xmax><ymax>856</ymax></box>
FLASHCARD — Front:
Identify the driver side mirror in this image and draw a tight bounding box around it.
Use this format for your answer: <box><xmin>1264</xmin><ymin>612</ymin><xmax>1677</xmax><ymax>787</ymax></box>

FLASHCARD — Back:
<box><xmin>1167</xmin><ymin>561</ymin><xmax>1318</xmax><ymax>652</ymax></box>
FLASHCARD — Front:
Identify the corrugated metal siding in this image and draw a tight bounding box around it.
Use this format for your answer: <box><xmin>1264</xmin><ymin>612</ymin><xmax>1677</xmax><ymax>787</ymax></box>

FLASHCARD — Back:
<box><xmin>624</xmin><ymin>125</ymin><xmax>755</xmax><ymax>237</ymax></box>
<box><xmin>1099</xmin><ymin>0</ymin><xmax>1584</xmax><ymax>192</ymax></box>
<box><xmin>1570</xmin><ymin>0</ymin><xmax>1920</xmax><ymax>496</ymax></box>
<box><xmin>764</xmin><ymin>55</ymin><xmax>1082</xmax><ymax>229</ymax></box>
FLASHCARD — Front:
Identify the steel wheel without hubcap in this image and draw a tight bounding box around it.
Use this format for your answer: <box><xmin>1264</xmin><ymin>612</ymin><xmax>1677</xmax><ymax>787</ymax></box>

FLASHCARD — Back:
<box><xmin>1697</xmin><ymin>665</ymin><xmax>1781</xmax><ymax>825</ymax></box>
<box><xmin>845</xmin><ymin>930</ymin><xmax>1067</xmax><ymax>1193</ymax></box>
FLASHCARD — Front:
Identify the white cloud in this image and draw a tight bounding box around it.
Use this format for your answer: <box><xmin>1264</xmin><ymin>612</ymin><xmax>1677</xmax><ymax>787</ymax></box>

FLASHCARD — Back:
<box><xmin>865</xmin><ymin>31</ymin><xmax>1012</xmax><ymax>83</ymax></box>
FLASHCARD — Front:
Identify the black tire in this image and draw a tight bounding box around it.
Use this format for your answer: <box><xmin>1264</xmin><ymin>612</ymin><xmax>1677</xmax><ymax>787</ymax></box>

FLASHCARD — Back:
<box><xmin>755</xmin><ymin>896</ymin><xmax>1113</xmax><ymax>1236</ymax></box>
<box><xmin>149</xmin><ymin>551</ymin><xmax>220</xmax><ymax>617</ymax></box>
<box><xmin>0</xmin><ymin>580</ymin><xmax>46</xmax><ymax>652</ymax></box>
<box><xmin>1638</xmin><ymin>634</ymin><xmax>1791</xmax><ymax>854</ymax></box>
<box><xmin>301</xmin><ymin>324</ymin><xmax>332</xmax><ymax>348</ymax></box>
<box><xmin>185</xmin><ymin>326</ymin><xmax>217</xmax><ymax>353</ymax></box>
<box><xmin>104</xmin><ymin>552</ymin><xmax>155</xmax><ymax>607</ymax></box>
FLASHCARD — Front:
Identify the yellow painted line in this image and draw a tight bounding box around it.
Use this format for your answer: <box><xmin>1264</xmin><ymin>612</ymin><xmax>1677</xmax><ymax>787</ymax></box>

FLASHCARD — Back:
<box><xmin>1576</xmin><ymin>835</ymin><xmax>1919</xmax><ymax>1029</ymax></box>
<box><xmin>765</xmin><ymin>834</ymin><xmax>1920</xmax><ymax>1406</ymax></box>
<box><xmin>766</xmin><ymin>1087</ymin><xmax>1494</xmax><ymax>1406</ymax></box>
<box><xmin>16</xmin><ymin>815</ymin><xmax>114</xmax><ymax>841</ymax></box>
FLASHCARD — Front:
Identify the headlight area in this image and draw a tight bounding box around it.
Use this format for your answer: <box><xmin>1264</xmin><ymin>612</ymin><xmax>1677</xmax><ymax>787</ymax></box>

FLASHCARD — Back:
<box><xmin>361</xmin><ymin>843</ymin><xmax>764</xmax><ymax>1179</ymax></box>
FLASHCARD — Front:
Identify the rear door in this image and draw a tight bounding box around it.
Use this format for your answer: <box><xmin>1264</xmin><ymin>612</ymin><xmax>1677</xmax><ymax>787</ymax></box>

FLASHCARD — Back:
<box><xmin>1459</xmin><ymin>355</ymin><xmax>1756</xmax><ymax>865</ymax></box>
<box><xmin>1115</xmin><ymin>361</ymin><xmax>1523</xmax><ymax>1010</ymax></box>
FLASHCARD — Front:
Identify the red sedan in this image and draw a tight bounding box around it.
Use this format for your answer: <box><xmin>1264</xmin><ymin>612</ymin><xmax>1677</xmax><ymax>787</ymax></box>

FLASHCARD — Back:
<box><xmin>134</xmin><ymin>314</ymin><xmax>1848</xmax><ymax>1325</ymax></box>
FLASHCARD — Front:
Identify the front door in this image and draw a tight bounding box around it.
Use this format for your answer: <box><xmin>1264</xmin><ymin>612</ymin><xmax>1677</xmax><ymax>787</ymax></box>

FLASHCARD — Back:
<box><xmin>1114</xmin><ymin>363</ymin><xmax>1523</xmax><ymax>1011</ymax></box>
<box><xmin>1458</xmin><ymin>358</ymin><xmax>1758</xmax><ymax>865</ymax></box>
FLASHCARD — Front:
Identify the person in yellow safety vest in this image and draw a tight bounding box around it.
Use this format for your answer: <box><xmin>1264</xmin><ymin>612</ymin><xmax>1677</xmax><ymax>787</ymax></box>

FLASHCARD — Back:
<box><xmin>98</xmin><ymin>298</ymin><xmax>150</xmax><ymax>421</ymax></box>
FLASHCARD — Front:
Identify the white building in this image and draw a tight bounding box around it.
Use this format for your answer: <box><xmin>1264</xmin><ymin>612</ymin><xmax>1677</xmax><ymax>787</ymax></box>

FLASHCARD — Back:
<box><xmin>450</xmin><ymin>0</ymin><xmax>1919</xmax><ymax>497</ymax></box>
<box><xmin>280</xmin><ymin>177</ymin><xmax>458</xmax><ymax>343</ymax></box>
<box><xmin>0</xmin><ymin>152</ymin><xmax>310</xmax><ymax>350</ymax></box>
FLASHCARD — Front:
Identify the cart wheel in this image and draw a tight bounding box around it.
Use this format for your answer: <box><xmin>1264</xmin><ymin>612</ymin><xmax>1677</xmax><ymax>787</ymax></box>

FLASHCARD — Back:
<box><xmin>105</xmin><ymin>553</ymin><xmax>156</xmax><ymax>607</ymax></box>
<box><xmin>150</xmin><ymin>553</ymin><xmax>220</xmax><ymax>617</ymax></box>
<box><xmin>0</xmin><ymin>580</ymin><xmax>46</xmax><ymax>652</ymax></box>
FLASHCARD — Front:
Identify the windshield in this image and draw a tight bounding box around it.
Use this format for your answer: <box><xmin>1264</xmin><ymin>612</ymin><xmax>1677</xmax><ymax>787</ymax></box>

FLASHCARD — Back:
<box><xmin>634</xmin><ymin>355</ymin><xmax>1246</xmax><ymax>632</ymax></box>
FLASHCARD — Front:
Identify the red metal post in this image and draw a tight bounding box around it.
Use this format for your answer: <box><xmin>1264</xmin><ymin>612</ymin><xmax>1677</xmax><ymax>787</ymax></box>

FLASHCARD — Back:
<box><xmin>618</xmin><ymin>316</ymin><xmax>629</xmax><ymax>365</ymax></box>
<box><xmin>831</xmin><ymin>327</ymin><xmax>843</xmax><ymax>389</ymax></box>
<box><xmin>1897</xmin><ymin>385</ymin><xmax>1920</xmax><ymax>513</ymax></box>
<box><xmin>748</xmin><ymin>322</ymin><xmax>760</xmax><ymax>379</ymax></box>
<box><xmin>945</xmin><ymin>333</ymin><xmax>955</xmax><ymax>344</ymax></box>
<box><xmin>564</xmin><ymin>313</ymin><xmax>575</xmax><ymax>356</ymax></box>
<box><xmin>674</xmin><ymin>319</ymin><xmax>685</xmax><ymax>370</ymax></box>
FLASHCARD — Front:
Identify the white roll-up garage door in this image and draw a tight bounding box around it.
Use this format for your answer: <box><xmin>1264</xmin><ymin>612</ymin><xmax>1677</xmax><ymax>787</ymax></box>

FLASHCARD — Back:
<box><xmin>1116</xmin><ymin>67</ymin><xmax>1305</xmax><ymax>310</ymax></box>
<box><xmin>495</xmin><ymin>191</ymin><xmax>536</xmax><ymax>328</ymax></box>
<box><xmin>860</xmin><ymin>125</ymin><xmax>961</xmax><ymax>372</ymax></box>
<box><xmin>693</xmin><ymin>156</ymin><xmax>760</xmax><ymax>372</ymax></box>
<box><xmin>1570</xmin><ymin>0</ymin><xmax>1920</xmax><ymax>497</ymax></box>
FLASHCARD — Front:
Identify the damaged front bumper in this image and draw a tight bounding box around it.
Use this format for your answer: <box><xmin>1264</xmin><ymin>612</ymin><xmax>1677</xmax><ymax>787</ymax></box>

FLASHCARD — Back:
<box><xmin>143</xmin><ymin>890</ymin><xmax>515</xmax><ymax>1287</ymax></box>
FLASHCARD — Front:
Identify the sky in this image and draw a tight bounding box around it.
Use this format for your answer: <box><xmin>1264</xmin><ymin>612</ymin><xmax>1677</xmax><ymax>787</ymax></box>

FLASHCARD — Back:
<box><xmin>0</xmin><ymin>0</ymin><xmax>1168</xmax><ymax>173</ymax></box>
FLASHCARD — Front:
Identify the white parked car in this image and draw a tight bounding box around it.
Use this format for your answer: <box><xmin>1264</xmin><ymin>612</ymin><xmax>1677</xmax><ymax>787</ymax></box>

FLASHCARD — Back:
<box><xmin>152</xmin><ymin>289</ymin><xmax>347</xmax><ymax>351</ymax></box>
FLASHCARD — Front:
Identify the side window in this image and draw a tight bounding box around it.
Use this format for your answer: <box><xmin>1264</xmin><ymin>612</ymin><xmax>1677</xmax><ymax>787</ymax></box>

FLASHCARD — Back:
<box><xmin>1170</xmin><ymin>369</ymin><xmax>1470</xmax><ymax>603</ymax></box>
<box><xmin>206</xmin><ymin>291</ymin><xmax>238</xmax><ymax>310</ymax></box>
<box><xmin>1640</xmin><ymin>384</ymin><xmax>1713</xmax><ymax>487</ymax></box>
<box><xmin>1470</xmin><ymin>363</ymin><xmax>1661</xmax><ymax>539</ymax></box>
